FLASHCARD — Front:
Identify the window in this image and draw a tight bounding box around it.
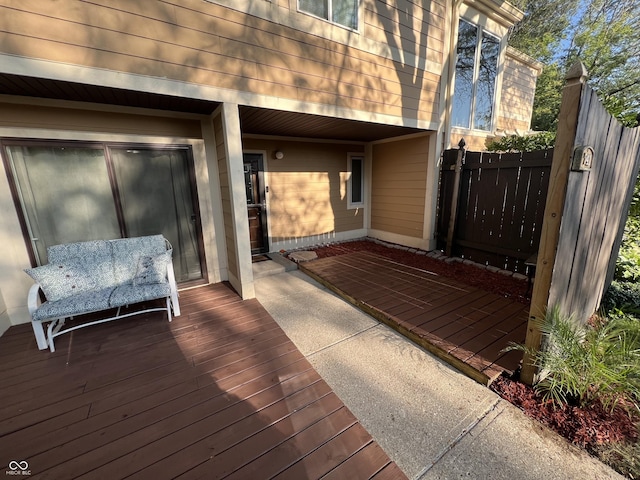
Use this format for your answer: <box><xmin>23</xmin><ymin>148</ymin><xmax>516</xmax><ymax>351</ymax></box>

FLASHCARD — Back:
<box><xmin>348</xmin><ymin>154</ymin><xmax>364</xmax><ymax>208</ymax></box>
<box><xmin>298</xmin><ymin>0</ymin><xmax>358</xmax><ymax>30</ymax></box>
<box><xmin>451</xmin><ymin>19</ymin><xmax>500</xmax><ymax>131</ymax></box>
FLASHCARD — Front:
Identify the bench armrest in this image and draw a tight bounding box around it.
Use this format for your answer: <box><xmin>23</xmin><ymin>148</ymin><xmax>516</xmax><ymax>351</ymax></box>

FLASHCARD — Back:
<box><xmin>27</xmin><ymin>283</ymin><xmax>43</xmax><ymax>316</ymax></box>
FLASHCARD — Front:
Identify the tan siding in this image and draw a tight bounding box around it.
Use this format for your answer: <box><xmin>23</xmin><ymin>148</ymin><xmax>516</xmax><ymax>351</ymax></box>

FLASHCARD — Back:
<box><xmin>371</xmin><ymin>136</ymin><xmax>429</xmax><ymax>238</ymax></box>
<box><xmin>449</xmin><ymin>133</ymin><xmax>488</xmax><ymax>151</ymax></box>
<box><xmin>242</xmin><ymin>139</ymin><xmax>364</xmax><ymax>240</ymax></box>
<box><xmin>0</xmin><ymin>102</ymin><xmax>203</xmax><ymax>138</ymax></box>
<box><xmin>214</xmin><ymin>113</ymin><xmax>237</xmax><ymax>279</ymax></box>
<box><xmin>497</xmin><ymin>55</ymin><xmax>539</xmax><ymax>132</ymax></box>
<box><xmin>363</xmin><ymin>0</ymin><xmax>447</xmax><ymax>66</ymax></box>
<box><xmin>0</xmin><ymin>0</ymin><xmax>441</xmax><ymax>123</ymax></box>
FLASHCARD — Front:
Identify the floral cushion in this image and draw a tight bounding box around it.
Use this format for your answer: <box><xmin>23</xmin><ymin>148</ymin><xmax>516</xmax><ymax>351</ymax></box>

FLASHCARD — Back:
<box><xmin>133</xmin><ymin>251</ymin><xmax>171</xmax><ymax>285</ymax></box>
<box><xmin>25</xmin><ymin>261</ymin><xmax>97</xmax><ymax>302</ymax></box>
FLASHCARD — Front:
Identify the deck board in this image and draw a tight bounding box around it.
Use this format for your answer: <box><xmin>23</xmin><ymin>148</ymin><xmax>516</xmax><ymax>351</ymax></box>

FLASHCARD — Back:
<box><xmin>300</xmin><ymin>251</ymin><xmax>529</xmax><ymax>384</ymax></box>
<box><xmin>0</xmin><ymin>282</ymin><xmax>405</xmax><ymax>479</ymax></box>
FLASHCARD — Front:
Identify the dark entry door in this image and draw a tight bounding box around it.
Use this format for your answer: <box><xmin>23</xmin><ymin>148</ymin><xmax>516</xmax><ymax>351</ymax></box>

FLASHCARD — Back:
<box><xmin>243</xmin><ymin>153</ymin><xmax>268</xmax><ymax>254</ymax></box>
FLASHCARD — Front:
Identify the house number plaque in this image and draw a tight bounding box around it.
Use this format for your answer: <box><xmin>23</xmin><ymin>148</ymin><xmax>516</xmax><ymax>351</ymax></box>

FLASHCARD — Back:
<box><xmin>572</xmin><ymin>145</ymin><xmax>594</xmax><ymax>171</ymax></box>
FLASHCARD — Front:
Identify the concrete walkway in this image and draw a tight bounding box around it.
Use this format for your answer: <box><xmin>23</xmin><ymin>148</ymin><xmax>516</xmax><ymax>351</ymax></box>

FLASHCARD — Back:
<box><xmin>254</xmin><ymin>270</ymin><xmax>623</xmax><ymax>480</ymax></box>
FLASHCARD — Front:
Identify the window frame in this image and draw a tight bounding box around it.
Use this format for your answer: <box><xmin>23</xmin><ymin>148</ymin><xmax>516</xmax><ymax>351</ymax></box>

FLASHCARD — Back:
<box><xmin>297</xmin><ymin>0</ymin><xmax>359</xmax><ymax>31</ymax></box>
<box><xmin>451</xmin><ymin>18</ymin><xmax>502</xmax><ymax>133</ymax></box>
<box><xmin>347</xmin><ymin>153</ymin><xmax>365</xmax><ymax>209</ymax></box>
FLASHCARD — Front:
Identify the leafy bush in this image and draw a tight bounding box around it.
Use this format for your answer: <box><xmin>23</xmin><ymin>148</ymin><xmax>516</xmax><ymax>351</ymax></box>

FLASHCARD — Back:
<box><xmin>615</xmin><ymin>179</ymin><xmax>640</xmax><ymax>282</ymax></box>
<box><xmin>602</xmin><ymin>281</ymin><xmax>640</xmax><ymax>319</ymax></box>
<box><xmin>508</xmin><ymin>307</ymin><xmax>640</xmax><ymax>411</ymax></box>
<box><xmin>485</xmin><ymin>131</ymin><xmax>556</xmax><ymax>153</ymax></box>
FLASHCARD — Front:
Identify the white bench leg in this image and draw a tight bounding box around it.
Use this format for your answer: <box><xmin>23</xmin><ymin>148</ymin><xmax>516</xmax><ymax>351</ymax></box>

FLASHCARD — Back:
<box><xmin>31</xmin><ymin>321</ymin><xmax>48</xmax><ymax>350</ymax></box>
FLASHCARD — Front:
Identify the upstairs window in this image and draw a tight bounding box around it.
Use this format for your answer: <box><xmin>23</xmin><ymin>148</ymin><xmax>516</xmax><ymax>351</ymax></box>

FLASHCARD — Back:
<box><xmin>452</xmin><ymin>19</ymin><xmax>500</xmax><ymax>131</ymax></box>
<box><xmin>298</xmin><ymin>0</ymin><xmax>358</xmax><ymax>30</ymax></box>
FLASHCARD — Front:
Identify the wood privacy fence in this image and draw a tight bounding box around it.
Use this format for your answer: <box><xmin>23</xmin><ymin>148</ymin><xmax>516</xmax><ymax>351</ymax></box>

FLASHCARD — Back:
<box><xmin>521</xmin><ymin>63</ymin><xmax>640</xmax><ymax>383</ymax></box>
<box><xmin>436</xmin><ymin>146</ymin><xmax>553</xmax><ymax>274</ymax></box>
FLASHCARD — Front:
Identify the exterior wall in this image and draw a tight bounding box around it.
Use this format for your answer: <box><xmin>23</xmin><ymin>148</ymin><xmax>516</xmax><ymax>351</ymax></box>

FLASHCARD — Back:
<box><xmin>0</xmin><ymin>289</ymin><xmax>9</xmax><ymax>336</ymax></box>
<box><xmin>371</xmin><ymin>135</ymin><xmax>430</xmax><ymax>241</ymax></box>
<box><xmin>496</xmin><ymin>48</ymin><xmax>541</xmax><ymax>134</ymax></box>
<box><xmin>0</xmin><ymin>0</ymin><xmax>444</xmax><ymax>128</ymax></box>
<box><xmin>0</xmin><ymin>100</ymin><xmax>203</xmax><ymax>137</ymax></box>
<box><xmin>243</xmin><ymin>138</ymin><xmax>366</xmax><ymax>249</ymax></box>
<box><xmin>212</xmin><ymin>104</ymin><xmax>254</xmax><ymax>299</ymax></box>
<box><xmin>213</xmin><ymin>113</ymin><xmax>238</xmax><ymax>287</ymax></box>
<box><xmin>0</xmin><ymin>99</ymin><xmax>226</xmax><ymax>325</ymax></box>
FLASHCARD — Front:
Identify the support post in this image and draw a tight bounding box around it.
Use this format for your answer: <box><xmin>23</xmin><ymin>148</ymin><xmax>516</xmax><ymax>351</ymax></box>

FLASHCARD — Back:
<box><xmin>445</xmin><ymin>138</ymin><xmax>465</xmax><ymax>257</ymax></box>
<box><xmin>520</xmin><ymin>63</ymin><xmax>588</xmax><ymax>385</ymax></box>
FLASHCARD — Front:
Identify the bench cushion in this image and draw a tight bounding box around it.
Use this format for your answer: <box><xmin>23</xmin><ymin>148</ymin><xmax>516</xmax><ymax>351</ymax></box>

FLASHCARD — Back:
<box><xmin>32</xmin><ymin>288</ymin><xmax>115</xmax><ymax>322</ymax></box>
<box><xmin>111</xmin><ymin>235</ymin><xmax>167</xmax><ymax>285</ymax></box>
<box><xmin>109</xmin><ymin>283</ymin><xmax>172</xmax><ymax>308</ymax></box>
<box><xmin>25</xmin><ymin>261</ymin><xmax>97</xmax><ymax>302</ymax></box>
<box><xmin>48</xmin><ymin>240</ymin><xmax>116</xmax><ymax>289</ymax></box>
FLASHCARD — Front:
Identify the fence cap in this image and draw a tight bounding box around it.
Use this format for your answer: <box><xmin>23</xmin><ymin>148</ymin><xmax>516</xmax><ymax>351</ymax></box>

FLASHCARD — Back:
<box><xmin>565</xmin><ymin>62</ymin><xmax>589</xmax><ymax>83</ymax></box>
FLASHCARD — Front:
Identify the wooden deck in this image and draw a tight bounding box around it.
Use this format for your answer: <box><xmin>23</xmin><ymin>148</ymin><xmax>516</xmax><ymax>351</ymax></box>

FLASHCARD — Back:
<box><xmin>300</xmin><ymin>251</ymin><xmax>529</xmax><ymax>385</ymax></box>
<box><xmin>0</xmin><ymin>283</ymin><xmax>406</xmax><ymax>479</ymax></box>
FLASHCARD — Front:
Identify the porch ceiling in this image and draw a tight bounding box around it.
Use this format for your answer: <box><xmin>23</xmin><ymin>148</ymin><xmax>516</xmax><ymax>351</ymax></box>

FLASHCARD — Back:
<box><xmin>0</xmin><ymin>73</ymin><xmax>427</xmax><ymax>142</ymax></box>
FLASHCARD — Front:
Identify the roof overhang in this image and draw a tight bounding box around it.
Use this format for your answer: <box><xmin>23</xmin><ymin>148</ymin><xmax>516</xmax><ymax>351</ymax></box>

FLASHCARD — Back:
<box><xmin>0</xmin><ymin>73</ymin><xmax>427</xmax><ymax>143</ymax></box>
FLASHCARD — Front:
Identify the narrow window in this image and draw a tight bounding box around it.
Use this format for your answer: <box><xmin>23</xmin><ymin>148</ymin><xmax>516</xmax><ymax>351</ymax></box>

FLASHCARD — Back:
<box><xmin>348</xmin><ymin>154</ymin><xmax>364</xmax><ymax>208</ymax></box>
<box><xmin>451</xmin><ymin>19</ymin><xmax>500</xmax><ymax>131</ymax></box>
<box><xmin>299</xmin><ymin>0</ymin><xmax>358</xmax><ymax>30</ymax></box>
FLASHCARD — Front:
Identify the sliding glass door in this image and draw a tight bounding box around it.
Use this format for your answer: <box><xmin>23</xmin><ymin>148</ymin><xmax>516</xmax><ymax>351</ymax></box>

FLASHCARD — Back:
<box><xmin>4</xmin><ymin>141</ymin><xmax>205</xmax><ymax>284</ymax></box>
<box><xmin>109</xmin><ymin>147</ymin><xmax>203</xmax><ymax>282</ymax></box>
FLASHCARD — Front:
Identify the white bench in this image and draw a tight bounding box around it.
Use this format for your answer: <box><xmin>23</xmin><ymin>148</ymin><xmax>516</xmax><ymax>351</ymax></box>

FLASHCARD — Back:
<box><xmin>25</xmin><ymin>235</ymin><xmax>180</xmax><ymax>352</ymax></box>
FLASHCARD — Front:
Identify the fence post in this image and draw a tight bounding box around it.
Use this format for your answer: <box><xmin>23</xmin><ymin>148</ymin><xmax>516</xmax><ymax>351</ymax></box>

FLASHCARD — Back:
<box><xmin>445</xmin><ymin>138</ymin><xmax>466</xmax><ymax>257</ymax></box>
<box><xmin>520</xmin><ymin>63</ymin><xmax>588</xmax><ymax>385</ymax></box>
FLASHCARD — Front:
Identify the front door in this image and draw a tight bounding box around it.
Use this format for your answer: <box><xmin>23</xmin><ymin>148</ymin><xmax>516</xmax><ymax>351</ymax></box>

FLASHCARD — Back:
<box><xmin>243</xmin><ymin>153</ymin><xmax>268</xmax><ymax>254</ymax></box>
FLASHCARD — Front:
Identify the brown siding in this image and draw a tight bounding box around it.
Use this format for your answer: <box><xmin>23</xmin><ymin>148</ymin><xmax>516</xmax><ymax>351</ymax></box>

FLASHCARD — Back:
<box><xmin>0</xmin><ymin>0</ymin><xmax>442</xmax><ymax>124</ymax></box>
<box><xmin>242</xmin><ymin>139</ymin><xmax>364</xmax><ymax>240</ymax></box>
<box><xmin>0</xmin><ymin>102</ymin><xmax>203</xmax><ymax>138</ymax></box>
<box><xmin>371</xmin><ymin>136</ymin><xmax>429</xmax><ymax>238</ymax></box>
<box><xmin>214</xmin><ymin>113</ymin><xmax>238</xmax><ymax>280</ymax></box>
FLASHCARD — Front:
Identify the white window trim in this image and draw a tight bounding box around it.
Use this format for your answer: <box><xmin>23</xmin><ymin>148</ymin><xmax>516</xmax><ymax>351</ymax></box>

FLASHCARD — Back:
<box><xmin>297</xmin><ymin>0</ymin><xmax>360</xmax><ymax>32</ymax></box>
<box><xmin>347</xmin><ymin>153</ymin><xmax>365</xmax><ymax>209</ymax></box>
<box><xmin>448</xmin><ymin>5</ymin><xmax>509</xmax><ymax>137</ymax></box>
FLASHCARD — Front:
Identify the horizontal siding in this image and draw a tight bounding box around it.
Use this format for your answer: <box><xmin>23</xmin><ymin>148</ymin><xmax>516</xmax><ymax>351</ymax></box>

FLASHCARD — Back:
<box><xmin>371</xmin><ymin>136</ymin><xmax>429</xmax><ymax>238</ymax></box>
<box><xmin>241</xmin><ymin>139</ymin><xmax>364</xmax><ymax>239</ymax></box>
<box><xmin>0</xmin><ymin>102</ymin><xmax>203</xmax><ymax>138</ymax></box>
<box><xmin>497</xmin><ymin>56</ymin><xmax>538</xmax><ymax>132</ymax></box>
<box><xmin>0</xmin><ymin>0</ymin><xmax>442</xmax><ymax>123</ymax></box>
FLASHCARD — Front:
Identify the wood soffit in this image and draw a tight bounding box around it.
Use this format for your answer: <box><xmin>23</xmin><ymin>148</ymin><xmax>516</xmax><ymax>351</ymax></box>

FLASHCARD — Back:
<box><xmin>0</xmin><ymin>73</ymin><xmax>425</xmax><ymax>142</ymax></box>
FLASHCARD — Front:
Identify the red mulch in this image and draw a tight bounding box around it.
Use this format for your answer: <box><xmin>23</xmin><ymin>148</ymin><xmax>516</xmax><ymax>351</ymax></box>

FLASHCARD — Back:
<box><xmin>304</xmin><ymin>239</ymin><xmax>530</xmax><ymax>304</ymax></box>
<box><xmin>491</xmin><ymin>375</ymin><xmax>639</xmax><ymax>453</ymax></box>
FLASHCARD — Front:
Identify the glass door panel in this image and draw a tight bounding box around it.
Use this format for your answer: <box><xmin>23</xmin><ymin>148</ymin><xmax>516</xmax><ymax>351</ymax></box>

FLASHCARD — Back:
<box><xmin>6</xmin><ymin>145</ymin><xmax>120</xmax><ymax>264</ymax></box>
<box><xmin>109</xmin><ymin>147</ymin><xmax>203</xmax><ymax>282</ymax></box>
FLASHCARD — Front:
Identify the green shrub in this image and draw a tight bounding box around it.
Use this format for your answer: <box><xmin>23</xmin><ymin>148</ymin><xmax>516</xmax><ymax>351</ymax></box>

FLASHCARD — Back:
<box><xmin>602</xmin><ymin>281</ymin><xmax>640</xmax><ymax>319</ymax></box>
<box><xmin>485</xmin><ymin>131</ymin><xmax>556</xmax><ymax>153</ymax></box>
<box><xmin>507</xmin><ymin>306</ymin><xmax>640</xmax><ymax>411</ymax></box>
<box><xmin>616</xmin><ymin>180</ymin><xmax>640</xmax><ymax>283</ymax></box>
